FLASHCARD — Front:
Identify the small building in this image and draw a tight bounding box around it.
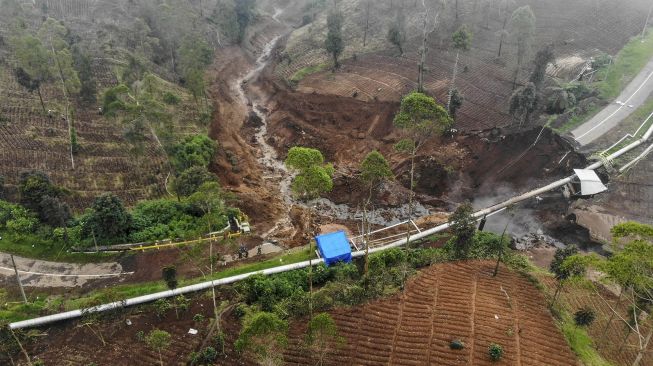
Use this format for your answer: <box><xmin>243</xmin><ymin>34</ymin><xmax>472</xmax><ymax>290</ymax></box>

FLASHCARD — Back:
<box><xmin>315</xmin><ymin>231</ymin><xmax>353</xmax><ymax>267</ymax></box>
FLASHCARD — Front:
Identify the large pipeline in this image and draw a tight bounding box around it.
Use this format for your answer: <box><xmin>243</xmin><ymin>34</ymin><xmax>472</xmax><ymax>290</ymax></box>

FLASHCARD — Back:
<box><xmin>9</xmin><ymin>124</ymin><xmax>653</xmax><ymax>330</ymax></box>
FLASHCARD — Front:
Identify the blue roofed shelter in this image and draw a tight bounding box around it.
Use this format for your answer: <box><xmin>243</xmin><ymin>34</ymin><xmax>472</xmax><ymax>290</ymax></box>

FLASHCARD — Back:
<box><xmin>315</xmin><ymin>231</ymin><xmax>352</xmax><ymax>266</ymax></box>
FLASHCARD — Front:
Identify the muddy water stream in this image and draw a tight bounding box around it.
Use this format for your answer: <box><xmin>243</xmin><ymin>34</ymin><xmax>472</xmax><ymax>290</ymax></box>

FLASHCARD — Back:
<box><xmin>235</xmin><ymin>16</ymin><xmax>431</xmax><ymax>239</ymax></box>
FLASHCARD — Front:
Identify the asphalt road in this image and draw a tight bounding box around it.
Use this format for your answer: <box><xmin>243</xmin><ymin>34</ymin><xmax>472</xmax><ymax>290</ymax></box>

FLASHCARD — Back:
<box><xmin>573</xmin><ymin>56</ymin><xmax>653</xmax><ymax>146</ymax></box>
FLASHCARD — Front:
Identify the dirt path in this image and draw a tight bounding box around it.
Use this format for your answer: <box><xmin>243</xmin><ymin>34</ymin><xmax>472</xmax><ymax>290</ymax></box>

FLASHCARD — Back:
<box><xmin>0</xmin><ymin>252</ymin><xmax>130</xmax><ymax>288</ymax></box>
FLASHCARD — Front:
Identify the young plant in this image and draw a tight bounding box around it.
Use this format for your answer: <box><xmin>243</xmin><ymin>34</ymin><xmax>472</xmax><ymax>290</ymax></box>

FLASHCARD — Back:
<box><xmin>488</xmin><ymin>343</ymin><xmax>504</xmax><ymax>362</ymax></box>
<box><xmin>145</xmin><ymin>329</ymin><xmax>172</xmax><ymax>366</ymax></box>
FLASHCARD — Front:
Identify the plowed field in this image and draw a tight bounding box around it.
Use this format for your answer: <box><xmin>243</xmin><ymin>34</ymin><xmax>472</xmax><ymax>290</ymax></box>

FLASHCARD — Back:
<box><xmin>285</xmin><ymin>261</ymin><xmax>577</xmax><ymax>365</ymax></box>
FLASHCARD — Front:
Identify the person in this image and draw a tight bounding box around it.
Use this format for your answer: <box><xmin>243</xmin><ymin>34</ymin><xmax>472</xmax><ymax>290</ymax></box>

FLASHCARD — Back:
<box><xmin>257</xmin><ymin>245</ymin><xmax>262</xmax><ymax>256</ymax></box>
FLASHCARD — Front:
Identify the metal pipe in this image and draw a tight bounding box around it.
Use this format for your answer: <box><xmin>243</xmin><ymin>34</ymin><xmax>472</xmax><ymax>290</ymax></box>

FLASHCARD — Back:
<box><xmin>10</xmin><ymin>122</ymin><xmax>653</xmax><ymax>330</ymax></box>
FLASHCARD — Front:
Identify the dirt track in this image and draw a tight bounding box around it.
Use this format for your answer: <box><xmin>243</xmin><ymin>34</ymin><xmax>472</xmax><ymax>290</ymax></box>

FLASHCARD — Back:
<box><xmin>284</xmin><ymin>261</ymin><xmax>577</xmax><ymax>365</ymax></box>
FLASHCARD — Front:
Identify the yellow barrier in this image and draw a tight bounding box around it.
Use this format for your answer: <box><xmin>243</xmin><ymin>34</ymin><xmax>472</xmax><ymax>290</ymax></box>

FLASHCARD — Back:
<box><xmin>130</xmin><ymin>232</ymin><xmax>244</xmax><ymax>252</ymax></box>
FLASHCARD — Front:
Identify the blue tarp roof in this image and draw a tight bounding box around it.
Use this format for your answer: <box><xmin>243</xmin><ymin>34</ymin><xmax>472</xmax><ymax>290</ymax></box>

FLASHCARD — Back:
<box><xmin>315</xmin><ymin>231</ymin><xmax>352</xmax><ymax>266</ymax></box>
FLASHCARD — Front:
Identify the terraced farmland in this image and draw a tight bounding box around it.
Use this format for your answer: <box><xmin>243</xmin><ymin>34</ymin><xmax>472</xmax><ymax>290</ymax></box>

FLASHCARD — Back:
<box><xmin>285</xmin><ymin>261</ymin><xmax>577</xmax><ymax>365</ymax></box>
<box><xmin>281</xmin><ymin>0</ymin><xmax>652</xmax><ymax>131</ymax></box>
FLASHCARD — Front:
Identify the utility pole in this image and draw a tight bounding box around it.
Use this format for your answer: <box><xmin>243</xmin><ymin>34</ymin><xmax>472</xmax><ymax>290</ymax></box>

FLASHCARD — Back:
<box><xmin>10</xmin><ymin>254</ymin><xmax>28</xmax><ymax>304</ymax></box>
<box><xmin>643</xmin><ymin>2</ymin><xmax>653</xmax><ymax>42</ymax></box>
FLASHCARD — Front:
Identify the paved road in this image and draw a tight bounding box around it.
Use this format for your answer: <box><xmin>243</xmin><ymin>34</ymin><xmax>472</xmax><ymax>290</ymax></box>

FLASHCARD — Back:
<box><xmin>0</xmin><ymin>253</ymin><xmax>131</xmax><ymax>288</ymax></box>
<box><xmin>573</xmin><ymin>56</ymin><xmax>653</xmax><ymax>146</ymax></box>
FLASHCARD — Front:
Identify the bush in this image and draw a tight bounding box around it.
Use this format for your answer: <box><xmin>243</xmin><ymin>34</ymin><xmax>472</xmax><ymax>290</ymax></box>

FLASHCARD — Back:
<box><xmin>193</xmin><ymin>313</ymin><xmax>204</xmax><ymax>322</ymax></box>
<box><xmin>162</xmin><ymin>266</ymin><xmax>178</xmax><ymax>290</ymax></box>
<box><xmin>488</xmin><ymin>343</ymin><xmax>503</xmax><ymax>362</ymax></box>
<box><xmin>153</xmin><ymin>299</ymin><xmax>171</xmax><ymax>318</ymax></box>
<box><xmin>450</xmin><ymin>339</ymin><xmax>465</xmax><ymax>350</ymax></box>
<box><xmin>163</xmin><ymin>91</ymin><xmax>181</xmax><ymax>105</ymax></box>
<box><xmin>574</xmin><ymin>307</ymin><xmax>596</xmax><ymax>327</ymax></box>
<box><xmin>234</xmin><ymin>303</ymin><xmax>249</xmax><ymax>319</ymax></box>
<box><xmin>191</xmin><ymin>346</ymin><xmax>218</xmax><ymax>364</ymax></box>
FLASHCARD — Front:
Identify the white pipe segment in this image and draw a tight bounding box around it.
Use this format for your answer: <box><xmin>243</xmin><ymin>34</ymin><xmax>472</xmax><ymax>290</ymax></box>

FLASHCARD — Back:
<box><xmin>9</xmin><ymin>123</ymin><xmax>653</xmax><ymax>330</ymax></box>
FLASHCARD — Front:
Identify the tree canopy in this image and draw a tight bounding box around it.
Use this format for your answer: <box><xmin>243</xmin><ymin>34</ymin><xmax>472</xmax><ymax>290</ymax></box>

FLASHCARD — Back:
<box><xmin>285</xmin><ymin>147</ymin><xmax>334</xmax><ymax>201</ymax></box>
<box><xmin>450</xmin><ymin>202</ymin><xmax>476</xmax><ymax>259</ymax></box>
<box><xmin>235</xmin><ymin>312</ymin><xmax>288</xmax><ymax>365</ymax></box>
<box><xmin>325</xmin><ymin>11</ymin><xmax>344</xmax><ymax>68</ymax></box>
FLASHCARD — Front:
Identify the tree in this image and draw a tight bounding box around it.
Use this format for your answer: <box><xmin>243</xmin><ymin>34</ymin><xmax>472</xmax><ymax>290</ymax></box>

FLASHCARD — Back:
<box><xmin>550</xmin><ymin>253</ymin><xmax>594</xmax><ymax>308</ymax></box>
<box><xmin>447</xmin><ymin>25</ymin><xmax>472</xmax><ymax>113</ymax></box>
<box><xmin>529</xmin><ymin>44</ymin><xmax>554</xmax><ymax>89</ymax></box>
<box><xmin>325</xmin><ymin>11</ymin><xmax>344</xmax><ymax>69</ymax></box>
<box><xmin>360</xmin><ymin>151</ymin><xmax>393</xmax><ymax>274</ymax></box>
<box><xmin>387</xmin><ymin>9</ymin><xmax>406</xmax><ymax>56</ymax></box>
<box><xmin>87</xmin><ymin>193</ymin><xmax>131</xmax><ymax>242</ymax></box>
<box><xmin>394</xmin><ymin>92</ymin><xmax>451</xmax><ymax>250</ymax></box>
<box><xmin>162</xmin><ymin>265</ymin><xmax>178</xmax><ymax>289</ymax></box>
<box><xmin>450</xmin><ymin>202</ymin><xmax>476</xmax><ymax>259</ymax></box>
<box><xmin>449</xmin><ymin>88</ymin><xmax>464</xmax><ymax>121</ymax></box>
<box><xmin>362</xmin><ymin>0</ymin><xmax>371</xmax><ymax>47</ymax></box>
<box><xmin>173</xmin><ymin>166</ymin><xmax>218</xmax><ymax>198</ymax></box>
<box><xmin>235</xmin><ymin>0</ymin><xmax>257</xmax><ymax>44</ymax></box>
<box><xmin>285</xmin><ymin>146</ymin><xmax>334</xmax><ymax>318</ymax></box>
<box><xmin>187</xmin><ymin>181</ymin><xmax>225</xmax><ymax>233</ymax></box>
<box><xmin>145</xmin><ymin>329</ymin><xmax>172</xmax><ymax>366</ymax></box>
<box><xmin>285</xmin><ymin>147</ymin><xmax>335</xmax><ymax>201</ymax></box>
<box><xmin>38</xmin><ymin>195</ymin><xmax>71</xmax><ymax>231</ymax></box>
<box><xmin>102</xmin><ymin>76</ymin><xmax>173</xmax><ymax>152</ymax></box>
<box><xmin>496</xmin><ymin>0</ymin><xmax>516</xmax><ymax>57</ymax></box>
<box><xmin>305</xmin><ymin>313</ymin><xmax>345</xmax><ymax>366</ymax></box>
<box><xmin>11</xmin><ymin>35</ymin><xmax>52</xmax><ymax>113</ymax></box>
<box><xmin>235</xmin><ymin>312</ymin><xmax>288</xmax><ymax>366</ymax></box>
<box><xmin>509</xmin><ymin>6</ymin><xmax>536</xmax><ymax>88</ymax></box>
<box><xmin>72</xmin><ymin>46</ymin><xmax>97</xmax><ymax>104</ymax></box>
<box><xmin>171</xmin><ymin>134</ymin><xmax>217</xmax><ymax>172</ymax></box>
<box><xmin>18</xmin><ymin>171</ymin><xmax>58</xmax><ymax>214</ymax></box>
<box><xmin>574</xmin><ymin>306</ymin><xmax>596</xmax><ymax>327</ymax></box>
<box><xmin>509</xmin><ymin>82</ymin><xmax>537</xmax><ymax>126</ymax></box>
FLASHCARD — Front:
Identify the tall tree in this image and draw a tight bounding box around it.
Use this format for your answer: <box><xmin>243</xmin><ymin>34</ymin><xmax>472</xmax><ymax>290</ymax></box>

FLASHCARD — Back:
<box><xmin>447</xmin><ymin>24</ymin><xmax>472</xmax><ymax>113</ymax></box>
<box><xmin>393</xmin><ymin>92</ymin><xmax>452</xmax><ymax>250</ymax></box>
<box><xmin>509</xmin><ymin>6</ymin><xmax>536</xmax><ymax>88</ymax></box>
<box><xmin>145</xmin><ymin>329</ymin><xmax>171</xmax><ymax>366</ymax></box>
<box><xmin>38</xmin><ymin>18</ymin><xmax>81</xmax><ymax>169</ymax></box>
<box><xmin>325</xmin><ymin>11</ymin><xmax>344</xmax><ymax>69</ymax></box>
<box><xmin>549</xmin><ymin>245</ymin><xmax>580</xmax><ymax>307</ymax></box>
<box><xmin>11</xmin><ymin>35</ymin><xmax>52</xmax><ymax>113</ymax></box>
<box><xmin>305</xmin><ymin>313</ymin><xmax>345</xmax><ymax>366</ymax></box>
<box><xmin>496</xmin><ymin>0</ymin><xmax>516</xmax><ymax>57</ymax></box>
<box><xmin>509</xmin><ymin>82</ymin><xmax>537</xmax><ymax>126</ymax></box>
<box><xmin>87</xmin><ymin>193</ymin><xmax>131</xmax><ymax>242</ymax></box>
<box><xmin>450</xmin><ymin>202</ymin><xmax>476</xmax><ymax>259</ymax></box>
<box><xmin>285</xmin><ymin>146</ymin><xmax>334</xmax><ymax>318</ymax></box>
<box><xmin>529</xmin><ymin>44</ymin><xmax>554</xmax><ymax>89</ymax></box>
<box><xmin>72</xmin><ymin>46</ymin><xmax>97</xmax><ymax>104</ymax></box>
<box><xmin>387</xmin><ymin>9</ymin><xmax>406</xmax><ymax>56</ymax></box>
<box><xmin>235</xmin><ymin>312</ymin><xmax>288</xmax><ymax>366</ymax></box>
<box><xmin>102</xmin><ymin>75</ymin><xmax>172</xmax><ymax>153</ymax></box>
<box><xmin>359</xmin><ymin>150</ymin><xmax>394</xmax><ymax>274</ymax></box>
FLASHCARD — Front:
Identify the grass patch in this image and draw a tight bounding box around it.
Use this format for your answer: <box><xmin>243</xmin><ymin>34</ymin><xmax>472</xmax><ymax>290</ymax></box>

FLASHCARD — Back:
<box><xmin>557</xmin><ymin>104</ymin><xmax>602</xmax><ymax>133</ymax></box>
<box><xmin>290</xmin><ymin>63</ymin><xmax>327</xmax><ymax>83</ymax></box>
<box><xmin>599</xmin><ymin>30</ymin><xmax>653</xmax><ymax>99</ymax></box>
<box><xmin>560</xmin><ymin>315</ymin><xmax>614</xmax><ymax>366</ymax></box>
<box><xmin>0</xmin><ymin>231</ymin><xmax>116</xmax><ymax>263</ymax></box>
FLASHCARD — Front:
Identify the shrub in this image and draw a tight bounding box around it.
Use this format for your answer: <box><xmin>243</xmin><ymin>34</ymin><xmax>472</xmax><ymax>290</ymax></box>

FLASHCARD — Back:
<box><xmin>450</xmin><ymin>339</ymin><xmax>465</xmax><ymax>350</ymax></box>
<box><xmin>191</xmin><ymin>346</ymin><xmax>218</xmax><ymax>364</ymax></box>
<box><xmin>488</xmin><ymin>343</ymin><xmax>503</xmax><ymax>362</ymax></box>
<box><xmin>193</xmin><ymin>313</ymin><xmax>204</xmax><ymax>322</ymax></box>
<box><xmin>234</xmin><ymin>303</ymin><xmax>249</xmax><ymax>318</ymax></box>
<box><xmin>153</xmin><ymin>298</ymin><xmax>171</xmax><ymax>318</ymax></box>
<box><xmin>163</xmin><ymin>91</ymin><xmax>181</xmax><ymax>105</ymax></box>
<box><xmin>574</xmin><ymin>307</ymin><xmax>596</xmax><ymax>327</ymax></box>
<box><xmin>162</xmin><ymin>266</ymin><xmax>178</xmax><ymax>290</ymax></box>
